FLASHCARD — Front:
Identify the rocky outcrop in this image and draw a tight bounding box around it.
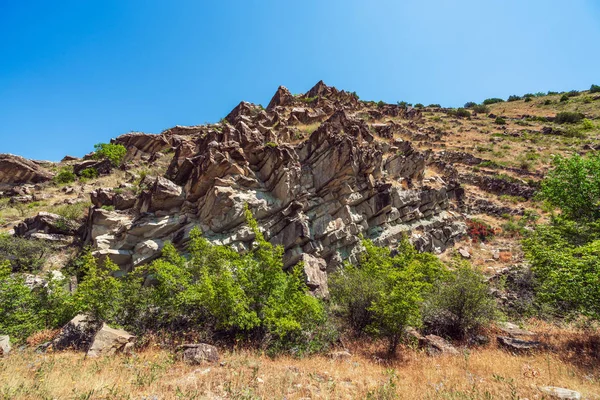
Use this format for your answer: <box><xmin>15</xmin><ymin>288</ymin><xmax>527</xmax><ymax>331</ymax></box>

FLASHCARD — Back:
<box><xmin>0</xmin><ymin>154</ymin><xmax>53</xmax><ymax>185</ymax></box>
<box><xmin>15</xmin><ymin>212</ymin><xmax>81</xmax><ymax>238</ymax></box>
<box><xmin>112</xmin><ymin>132</ymin><xmax>171</xmax><ymax>162</ymax></box>
<box><xmin>267</xmin><ymin>86</ymin><xmax>295</xmax><ymax>110</ymax></box>
<box><xmin>83</xmin><ymin>82</ymin><xmax>466</xmax><ymax>294</ymax></box>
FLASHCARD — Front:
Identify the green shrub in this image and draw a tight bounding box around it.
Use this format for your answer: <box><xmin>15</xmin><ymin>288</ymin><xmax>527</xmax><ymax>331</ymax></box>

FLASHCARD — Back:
<box><xmin>422</xmin><ymin>263</ymin><xmax>496</xmax><ymax>339</ymax></box>
<box><xmin>51</xmin><ymin>202</ymin><xmax>90</xmax><ymax>222</ymax></box>
<box><xmin>265</xmin><ymin>141</ymin><xmax>278</xmax><ymax>148</ymax></box>
<box><xmin>330</xmin><ymin>238</ymin><xmax>445</xmax><ymax>354</ymax></box>
<box><xmin>555</xmin><ymin>111</ymin><xmax>584</xmax><ymax>124</ymax></box>
<box><xmin>495</xmin><ymin>116</ymin><xmax>507</xmax><ymax>125</ymax></box>
<box><xmin>560</xmin><ymin>94</ymin><xmax>569</xmax><ymax>102</ymax></box>
<box><xmin>472</xmin><ymin>104</ymin><xmax>489</xmax><ymax>114</ymax></box>
<box><xmin>590</xmin><ymin>84</ymin><xmax>600</xmax><ymax>94</ymax></box>
<box><xmin>79</xmin><ymin>167</ymin><xmax>98</xmax><ymax>179</ymax></box>
<box><xmin>54</xmin><ymin>166</ymin><xmax>76</xmax><ymax>184</ymax></box>
<box><xmin>524</xmin><ymin>97</ymin><xmax>532</xmax><ymax>103</ymax></box>
<box><xmin>567</xmin><ymin>90</ymin><xmax>580</xmax><ymax>97</ymax></box>
<box><xmin>581</xmin><ymin>119</ymin><xmax>595</xmax><ymax>131</ymax></box>
<box><xmin>540</xmin><ymin>153</ymin><xmax>600</xmax><ymax>221</ymax></box>
<box><xmin>483</xmin><ymin>98</ymin><xmax>504</xmax><ymax>105</ymax></box>
<box><xmin>0</xmin><ymin>261</ymin><xmax>73</xmax><ymax>342</ymax></box>
<box><xmin>414</xmin><ymin>103</ymin><xmax>424</xmax><ymax>108</ymax></box>
<box><xmin>397</xmin><ymin>101</ymin><xmax>411</xmax><ymax>108</ymax></box>
<box><xmin>93</xmin><ymin>143</ymin><xmax>127</xmax><ymax>167</ymax></box>
<box><xmin>507</xmin><ymin>95</ymin><xmax>521</xmax><ymax>102</ymax></box>
<box><xmin>427</xmin><ymin>103</ymin><xmax>441</xmax><ymax>108</ymax></box>
<box><xmin>464</xmin><ymin>102</ymin><xmax>477</xmax><ymax>108</ymax></box>
<box><xmin>0</xmin><ymin>234</ymin><xmax>54</xmax><ymax>272</ymax></box>
<box><xmin>543</xmin><ymin>99</ymin><xmax>553</xmax><ymax>105</ymax></box>
<box><xmin>455</xmin><ymin>108</ymin><xmax>471</xmax><ymax>118</ymax></box>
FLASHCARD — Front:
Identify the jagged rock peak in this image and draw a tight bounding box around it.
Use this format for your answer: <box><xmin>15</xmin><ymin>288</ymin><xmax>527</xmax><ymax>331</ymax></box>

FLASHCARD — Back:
<box><xmin>225</xmin><ymin>101</ymin><xmax>264</xmax><ymax>125</ymax></box>
<box><xmin>267</xmin><ymin>85</ymin><xmax>295</xmax><ymax>111</ymax></box>
<box><xmin>304</xmin><ymin>80</ymin><xmax>335</xmax><ymax>99</ymax></box>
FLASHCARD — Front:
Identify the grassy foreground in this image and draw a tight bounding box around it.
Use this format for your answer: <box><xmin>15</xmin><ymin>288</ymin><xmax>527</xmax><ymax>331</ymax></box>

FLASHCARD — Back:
<box><xmin>2</xmin><ymin>326</ymin><xmax>600</xmax><ymax>399</ymax></box>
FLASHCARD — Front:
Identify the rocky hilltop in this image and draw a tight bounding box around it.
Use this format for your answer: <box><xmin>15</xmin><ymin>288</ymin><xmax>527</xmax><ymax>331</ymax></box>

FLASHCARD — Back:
<box><xmin>3</xmin><ymin>81</ymin><xmax>600</xmax><ymax>295</ymax></box>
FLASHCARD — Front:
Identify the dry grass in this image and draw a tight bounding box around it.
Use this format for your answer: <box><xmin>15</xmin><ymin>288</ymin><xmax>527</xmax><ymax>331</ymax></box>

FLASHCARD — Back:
<box><xmin>2</xmin><ymin>333</ymin><xmax>599</xmax><ymax>399</ymax></box>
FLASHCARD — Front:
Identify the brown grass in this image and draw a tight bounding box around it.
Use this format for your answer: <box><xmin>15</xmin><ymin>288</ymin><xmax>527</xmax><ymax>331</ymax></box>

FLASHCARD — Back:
<box><xmin>2</xmin><ymin>331</ymin><xmax>600</xmax><ymax>399</ymax></box>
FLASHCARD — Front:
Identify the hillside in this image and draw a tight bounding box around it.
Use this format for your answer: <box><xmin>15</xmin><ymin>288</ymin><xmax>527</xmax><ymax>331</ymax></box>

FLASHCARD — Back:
<box><xmin>1</xmin><ymin>81</ymin><xmax>600</xmax><ymax>399</ymax></box>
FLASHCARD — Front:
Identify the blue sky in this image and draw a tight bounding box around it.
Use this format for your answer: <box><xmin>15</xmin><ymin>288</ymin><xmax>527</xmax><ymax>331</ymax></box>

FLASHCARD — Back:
<box><xmin>1</xmin><ymin>1</ymin><xmax>599</xmax><ymax>161</ymax></box>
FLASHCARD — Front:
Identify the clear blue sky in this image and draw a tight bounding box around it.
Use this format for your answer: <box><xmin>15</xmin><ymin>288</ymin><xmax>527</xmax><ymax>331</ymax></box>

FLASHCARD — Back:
<box><xmin>1</xmin><ymin>1</ymin><xmax>599</xmax><ymax>161</ymax></box>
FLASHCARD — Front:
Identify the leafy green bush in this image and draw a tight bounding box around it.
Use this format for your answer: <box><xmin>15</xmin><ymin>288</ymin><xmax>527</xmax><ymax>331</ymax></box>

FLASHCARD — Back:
<box><xmin>54</xmin><ymin>166</ymin><xmax>76</xmax><ymax>184</ymax></box>
<box><xmin>330</xmin><ymin>238</ymin><xmax>445</xmax><ymax>354</ymax></box>
<box><xmin>495</xmin><ymin>116</ymin><xmax>506</xmax><ymax>125</ymax></box>
<box><xmin>540</xmin><ymin>153</ymin><xmax>600</xmax><ymax>222</ymax></box>
<box><xmin>0</xmin><ymin>261</ymin><xmax>73</xmax><ymax>342</ymax></box>
<box><xmin>79</xmin><ymin>167</ymin><xmax>99</xmax><ymax>179</ymax></box>
<box><xmin>427</xmin><ymin>103</ymin><xmax>441</xmax><ymax>108</ymax></box>
<box><xmin>51</xmin><ymin>202</ymin><xmax>90</xmax><ymax>222</ymax></box>
<box><xmin>555</xmin><ymin>112</ymin><xmax>584</xmax><ymax>124</ymax></box>
<box><xmin>0</xmin><ymin>235</ymin><xmax>54</xmax><ymax>272</ymax></box>
<box><xmin>524</xmin><ymin>97</ymin><xmax>532</xmax><ymax>103</ymax></box>
<box><xmin>507</xmin><ymin>95</ymin><xmax>521</xmax><ymax>102</ymax></box>
<box><xmin>590</xmin><ymin>84</ymin><xmax>600</xmax><ymax>94</ymax></box>
<box><xmin>483</xmin><ymin>98</ymin><xmax>504</xmax><ymax>105</ymax></box>
<box><xmin>93</xmin><ymin>143</ymin><xmax>127</xmax><ymax>167</ymax></box>
<box><xmin>559</xmin><ymin>94</ymin><xmax>569</xmax><ymax>102</ymax></box>
<box><xmin>455</xmin><ymin>108</ymin><xmax>471</xmax><ymax>118</ymax></box>
<box><xmin>414</xmin><ymin>103</ymin><xmax>424</xmax><ymax>108</ymax></box>
<box><xmin>464</xmin><ymin>102</ymin><xmax>477</xmax><ymax>108</ymax></box>
<box><xmin>422</xmin><ymin>263</ymin><xmax>496</xmax><ymax>339</ymax></box>
<box><xmin>472</xmin><ymin>104</ymin><xmax>489</xmax><ymax>114</ymax></box>
<box><xmin>582</xmin><ymin>119</ymin><xmax>595</xmax><ymax>131</ymax></box>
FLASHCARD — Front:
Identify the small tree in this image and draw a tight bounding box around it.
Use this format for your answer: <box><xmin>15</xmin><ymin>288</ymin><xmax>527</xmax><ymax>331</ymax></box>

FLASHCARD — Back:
<box><xmin>590</xmin><ymin>84</ymin><xmax>600</xmax><ymax>94</ymax></box>
<box><xmin>540</xmin><ymin>153</ymin><xmax>600</xmax><ymax>221</ymax></box>
<box><xmin>422</xmin><ymin>263</ymin><xmax>496</xmax><ymax>339</ymax></box>
<box><xmin>93</xmin><ymin>143</ymin><xmax>127</xmax><ymax>167</ymax></box>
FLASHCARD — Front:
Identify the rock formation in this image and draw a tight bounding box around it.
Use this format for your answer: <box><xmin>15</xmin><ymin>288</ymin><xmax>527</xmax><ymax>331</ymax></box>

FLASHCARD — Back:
<box><xmin>83</xmin><ymin>81</ymin><xmax>466</xmax><ymax>296</ymax></box>
<box><xmin>0</xmin><ymin>154</ymin><xmax>54</xmax><ymax>186</ymax></box>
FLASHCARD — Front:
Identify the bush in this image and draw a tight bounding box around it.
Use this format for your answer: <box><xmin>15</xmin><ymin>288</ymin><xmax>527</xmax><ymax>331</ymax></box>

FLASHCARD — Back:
<box><xmin>507</xmin><ymin>95</ymin><xmax>521</xmax><ymax>102</ymax></box>
<box><xmin>79</xmin><ymin>167</ymin><xmax>98</xmax><ymax>179</ymax></box>
<box><xmin>330</xmin><ymin>238</ymin><xmax>445</xmax><ymax>354</ymax></box>
<box><xmin>466</xmin><ymin>219</ymin><xmax>495</xmax><ymax>242</ymax></box>
<box><xmin>472</xmin><ymin>104</ymin><xmax>489</xmax><ymax>114</ymax></box>
<box><xmin>0</xmin><ymin>261</ymin><xmax>73</xmax><ymax>342</ymax></box>
<box><xmin>590</xmin><ymin>84</ymin><xmax>600</xmax><ymax>94</ymax></box>
<box><xmin>483</xmin><ymin>98</ymin><xmax>504</xmax><ymax>105</ymax></box>
<box><xmin>495</xmin><ymin>116</ymin><xmax>507</xmax><ymax>125</ymax></box>
<box><xmin>543</xmin><ymin>99</ymin><xmax>553</xmax><ymax>105</ymax></box>
<box><xmin>582</xmin><ymin>119</ymin><xmax>595</xmax><ymax>131</ymax></box>
<box><xmin>567</xmin><ymin>90</ymin><xmax>580</xmax><ymax>97</ymax></box>
<box><xmin>51</xmin><ymin>201</ymin><xmax>90</xmax><ymax>222</ymax></box>
<box><xmin>427</xmin><ymin>103</ymin><xmax>441</xmax><ymax>108</ymax></box>
<box><xmin>93</xmin><ymin>143</ymin><xmax>127</xmax><ymax>167</ymax></box>
<box><xmin>54</xmin><ymin>166</ymin><xmax>76</xmax><ymax>184</ymax></box>
<box><xmin>524</xmin><ymin>97</ymin><xmax>532</xmax><ymax>103</ymax></box>
<box><xmin>397</xmin><ymin>101</ymin><xmax>411</xmax><ymax>108</ymax></box>
<box><xmin>0</xmin><ymin>234</ymin><xmax>54</xmax><ymax>272</ymax></box>
<box><xmin>455</xmin><ymin>108</ymin><xmax>471</xmax><ymax>118</ymax></box>
<box><xmin>555</xmin><ymin>111</ymin><xmax>584</xmax><ymax>124</ymax></box>
<box><xmin>540</xmin><ymin>153</ymin><xmax>600</xmax><ymax>221</ymax></box>
<box><xmin>464</xmin><ymin>102</ymin><xmax>477</xmax><ymax>108</ymax></box>
<box><xmin>559</xmin><ymin>94</ymin><xmax>569</xmax><ymax>102</ymax></box>
<box><xmin>414</xmin><ymin>103</ymin><xmax>424</xmax><ymax>108</ymax></box>
<box><xmin>422</xmin><ymin>263</ymin><xmax>496</xmax><ymax>339</ymax></box>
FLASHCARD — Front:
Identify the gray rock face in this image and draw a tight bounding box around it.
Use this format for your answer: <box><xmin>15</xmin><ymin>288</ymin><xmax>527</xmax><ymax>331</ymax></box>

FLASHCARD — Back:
<box><xmin>87</xmin><ymin>324</ymin><xmax>135</xmax><ymax>357</ymax></box>
<box><xmin>112</xmin><ymin>132</ymin><xmax>171</xmax><ymax>162</ymax></box>
<box><xmin>86</xmin><ymin>82</ymin><xmax>466</xmax><ymax>293</ymax></box>
<box><xmin>180</xmin><ymin>343</ymin><xmax>220</xmax><ymax>365</ymax></box>
<box><xmin>0</xmin><ymin>335</ymin><xmax>10</xmax><ymax>357</ymax></box>
<box><xmin>0</xmin><ymin>154</ymin><xmax>54</xmax><ymax>184</ymax></box>
<box><xmin>497</xmin><ymin>336</ymin><xmax>542</xmax><ymax>352</ymax></box>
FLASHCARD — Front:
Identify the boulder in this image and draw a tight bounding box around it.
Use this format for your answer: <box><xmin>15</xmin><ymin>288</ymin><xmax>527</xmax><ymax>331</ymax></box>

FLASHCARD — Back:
<box><xmin>497</xmin><ymin>336</ymin><xmax>541</xmax><ymax>352</ymax></box>
<box><xmin>422</xmin><ymin>334</ymin><xmax>460</xmax><ymax>355</ymax></box>
<box><xmin>299</xmin><ymin>254</ymin><xmax>329</xmax><ymax>298</ymax></box>
<box><xmin>538</xmin><ymin>387</ymin><xmax>581</xmax><ymax>399</ymax></box>
<box><xmin>0</xmin><ymin>154</ymin><xmax>54</xmax><ymax>184</ymax></box>
<box><xmin>0</xmin><ymin>335</ymin><xmax>10</xmax><ymax>357</ymax></box>
<box><xmin>327</xmin><ymin>350</ymin><xmax>352</xmax><ymax>360</ymax></box>
<box><xmin>73</xmin><ymin>159</ymin><xmax>112</xmax><ymax>176</ymax></box>
<box><xmin>14</xmin><ymin>212</ymin><xmax>80</xmax><ymax>237</ymax></box>
<box><xmin>87</xmin><ymin>323</ymin><xmax>135</xmax><ymax>357</ymax></box>
<box><xmin>139</xmin><ymin>176</ymin><xmax>184</xmax><ymax>212</ymax></box>
<box><xmin>52</xmin><ymin>314</ymin><xmax>103</xmax><ymax>351</ymax></box>
<box><xmin>180</xmin><ymin>344</ymin><xmax>220</xmax><ymax>365</ymax></box>
<box><xmin>113</xmin><ymin>132</ymin><xmax>171</xmax><ymax>162</ymax></box>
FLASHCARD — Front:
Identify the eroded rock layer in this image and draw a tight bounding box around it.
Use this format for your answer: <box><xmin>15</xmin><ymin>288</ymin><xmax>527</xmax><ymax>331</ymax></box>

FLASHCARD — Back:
<box><xmin>85</xmin><ymin>82</ymin><xmax>466</xmax><ymax>296</ymax></box>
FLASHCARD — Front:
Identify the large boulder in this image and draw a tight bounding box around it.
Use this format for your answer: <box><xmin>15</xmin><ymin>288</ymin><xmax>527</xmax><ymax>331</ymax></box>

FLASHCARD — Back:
<box><xmin>497</xmin><ymin>336</ymin><xmax>542</xmax><ymax>352</ymax></box>
<box><xmin>73</xmin><ymin>159</ymin><xmax>112</xmax><ymax>176</ymax></box>
<box><xmin>87</xmin><ymin>324</ymin><xmax>135</xmax><ymax>357</ymax></box>
<box><xmin>179</xmin><ymin>343</ymin><xmax>220</xmax><ymax>365</ymax></box>
<box><xmin>0</xmin><ymin>335</ymin><xmax>10</xmax><ymax>357</ymax></box>
<box><xmin>52</xmin><ymin>314</ymin><xmax>103</xmax><ymax>351</ymax></box>
<box><xmin>0</xmin><ymin>154</ymin><xmax>54</xmax><ymax>184</ymax></box>
<box><xmin>14</xmin><ymin>212</ymin><xmax>81</xmax><ymax>237</ymax></box>
<box><xmin>267</xmin><ymin>86</ymin><xmax>295</xmax><ymax>111</ymax></box>
<box><xmin>538</xmin><ymin>387</ymin><xmax>581</xmax><ymax>399</ymax></box>
<box><xmin>138</xmin><ymin>176</ymin><xmax>184</xmax><ymax>212</ymax></box>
